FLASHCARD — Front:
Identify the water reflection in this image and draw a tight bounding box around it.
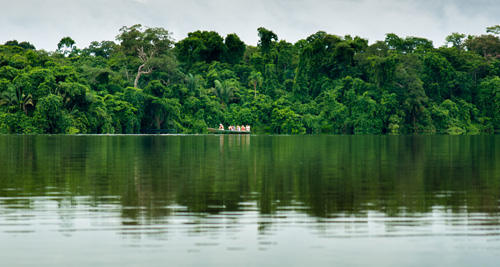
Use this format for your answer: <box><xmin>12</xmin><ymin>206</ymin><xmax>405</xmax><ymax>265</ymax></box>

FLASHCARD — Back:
<box><xmin>1</xmin><ymin>135</ymin><xmax>500</xmax><ymax>265</ymax></box>
<box><xmin>1</xmin><ymin>135</ymin><xmax>500</xmax><ymax>220</ymax></box>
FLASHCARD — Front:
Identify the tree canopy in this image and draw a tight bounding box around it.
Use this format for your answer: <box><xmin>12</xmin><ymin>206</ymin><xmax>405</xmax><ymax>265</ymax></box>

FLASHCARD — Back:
<box><xmin>2</xmin><ymin>26</ymin><xmax>500</xmax><ymax>134</ymax></box>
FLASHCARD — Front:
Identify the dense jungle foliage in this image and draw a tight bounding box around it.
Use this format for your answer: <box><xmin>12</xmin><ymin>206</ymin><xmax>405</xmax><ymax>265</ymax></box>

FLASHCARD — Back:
<box><xmin>3</xmin><ymin>25</ymin><xmax>500</xmax><ymax>134</ymax></box>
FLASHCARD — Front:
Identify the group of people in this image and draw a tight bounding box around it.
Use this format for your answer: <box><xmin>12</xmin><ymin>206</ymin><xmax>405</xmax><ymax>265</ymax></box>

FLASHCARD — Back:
<box><xmin>219</xmin><ymin>124</ymin><xmax>251</xmax><ymax>132</ymax></box>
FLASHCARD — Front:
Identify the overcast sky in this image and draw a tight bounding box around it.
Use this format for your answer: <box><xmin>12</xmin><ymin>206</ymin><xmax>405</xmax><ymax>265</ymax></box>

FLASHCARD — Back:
<box><xmin>1</xmin><ymin>0</ymin><xmax>499</xmax><ymax>51</ymax></box>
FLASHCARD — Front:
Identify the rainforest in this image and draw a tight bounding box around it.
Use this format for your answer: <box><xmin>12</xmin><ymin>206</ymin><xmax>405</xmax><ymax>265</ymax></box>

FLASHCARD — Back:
<box><xmin>2</xmin><ymin>25</ymin><xmax>500</xmax><ymax>134</ymax></box>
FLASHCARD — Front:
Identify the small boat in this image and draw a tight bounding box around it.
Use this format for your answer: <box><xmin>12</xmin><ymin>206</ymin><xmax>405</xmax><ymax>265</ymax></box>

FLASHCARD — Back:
<box><xmin>207</xmin><ymin>128</ymin><xmax>251</xmax><ymax>134</ymax></box>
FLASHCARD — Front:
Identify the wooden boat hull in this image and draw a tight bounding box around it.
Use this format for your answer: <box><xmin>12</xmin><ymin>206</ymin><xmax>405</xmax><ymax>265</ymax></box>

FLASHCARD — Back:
<box><xmin>207</xmin><ymin>128</ymin><xmax>251</xmax><ymax>134</ymax></box>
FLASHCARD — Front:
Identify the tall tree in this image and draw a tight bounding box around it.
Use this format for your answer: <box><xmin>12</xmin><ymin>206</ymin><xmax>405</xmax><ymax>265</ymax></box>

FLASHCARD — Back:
<box><xmin>83</xmin><ymin>41</ymin><xmax>116</xmax><ymax>58</ymax></box>
<box><xmin>257</xmin><ymin>27</ymin><xmax>278</xmax><ymax>55</ymax></box>
<box><xmin>248</xmin><ymin>71</ymin><xmax>263</xmax><ymax>98</ymax></box>
<box><xmin>175</xmin><ymin>31</ymin><xmax>225</xmax><ymax>69</ymax></box>
<box><xmin>223</xmin><ymin>33</ymin><xmax>246</xmax><ymax>64</ymax></box>
<box><xmin>116</xmin><ymin>24</ymin><xmax>175</xmax><ymax>88</ymax></box>
<box><xmin>465</xmin><ymin>34</ymin><xmax>500</xmax><ymax>58</ymax></box>
<box><xmin>445</xmin><ymin>33</ymin><xmax>466</xmax><ymax>50</ymax></box>
<box><xmin>386</xmin><ymin>33</ymin><xmax>433</xmax><ymax>53</ymax></box>
<box><xmin>57</xmin><ymin>37</ymin><xmax>77</xmax><ymax>56</ymax></box>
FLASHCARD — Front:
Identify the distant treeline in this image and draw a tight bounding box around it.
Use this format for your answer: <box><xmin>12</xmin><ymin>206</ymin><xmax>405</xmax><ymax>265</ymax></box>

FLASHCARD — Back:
<box><xmin>3</xmin><ymin>25</ymin><xmax>500</xmax><ymax>134</ymax></box>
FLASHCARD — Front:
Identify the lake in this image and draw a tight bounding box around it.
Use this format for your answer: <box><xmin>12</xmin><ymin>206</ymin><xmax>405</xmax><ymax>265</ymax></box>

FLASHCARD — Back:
<box><xmin>1</xmin><ymin>134</ymin><xmax>500</xmax><ymax>266</ymax></box>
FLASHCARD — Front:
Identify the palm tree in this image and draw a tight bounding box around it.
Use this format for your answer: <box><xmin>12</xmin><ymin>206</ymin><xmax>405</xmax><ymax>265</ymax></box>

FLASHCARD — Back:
<box><xmin>0</xmin><ymin>88</ymin><xmax>17</xmax><ymax>112</ymax></box>
<box><xmin>20</xmin><ymin>92</ymin><xmax>34</xmax><ymax>115</ymax></box>
<box><xmin>248</xmin><ymin>71</ymin><xmax>263</xmax><ymax>98</ymax></box>
<box><xmin>186</xmin><ymin>73</ymin><xmax>203</xmax><ymax>97</ymax></box>
<box><xmin>0</xmin><ymin>85</ymin><xmax>33</xmax><ymax>115</ymax></box>
<box><xmin>210</xmin><ymin>80</ymin><xmax>237</xmax><ymax>109</ymax></box>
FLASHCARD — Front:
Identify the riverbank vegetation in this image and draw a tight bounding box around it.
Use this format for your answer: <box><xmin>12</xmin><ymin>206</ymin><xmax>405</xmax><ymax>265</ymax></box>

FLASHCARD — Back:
<box><xmin>2</xmin><ymin>25</ymin><xmax>500</xmax><ymax>134</ymax></box>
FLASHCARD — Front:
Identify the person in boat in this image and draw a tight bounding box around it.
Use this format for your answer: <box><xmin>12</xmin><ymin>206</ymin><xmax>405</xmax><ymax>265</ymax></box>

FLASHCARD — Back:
<box><xmin>219</xmin><ymin>124</ymin><xmax>224</xmax><ymax>130</ymax></box>
<box><xmin>237</xmin><ymin>125</ymin><xmax>241</xmax><ymax>131</ymax></box>
<box><xmin>246</xmin><ymin>125</ymin><xmax>250</xmax><ymax>132</ymax></box>
<box><xmin>241</xmin><ymin>125</ymin><xmax>246</xmax><ymax>131</ymax></box>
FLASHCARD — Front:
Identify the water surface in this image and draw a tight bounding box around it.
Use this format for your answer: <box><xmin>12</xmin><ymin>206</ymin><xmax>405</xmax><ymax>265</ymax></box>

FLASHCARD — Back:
<box><xmin>1</xmin><ymin>135</ymin><xmax>499</xmax><ymax>266</ymax></box>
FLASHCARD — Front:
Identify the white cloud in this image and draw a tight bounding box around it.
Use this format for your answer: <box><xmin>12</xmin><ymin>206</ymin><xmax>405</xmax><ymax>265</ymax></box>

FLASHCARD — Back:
<box><xmin>1</xmin><ymin>0</ymin><xmax>499</xmax><ymax>51</ymax></box>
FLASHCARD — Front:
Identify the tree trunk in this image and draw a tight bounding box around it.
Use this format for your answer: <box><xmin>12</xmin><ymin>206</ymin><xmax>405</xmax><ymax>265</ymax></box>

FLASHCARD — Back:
<box><xmin>134</xmin><ymin>64</ymin><xmax>145</xmax><ymax>88</ymax></box>
<box><xmin>134</xmin><ymin>64</ymin><xmax>153</xmax><ymax>88</ymax></box>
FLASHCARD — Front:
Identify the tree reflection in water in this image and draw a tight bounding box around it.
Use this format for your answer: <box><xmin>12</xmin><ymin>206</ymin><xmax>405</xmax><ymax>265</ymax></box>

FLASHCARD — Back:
<box><xmin>1</xmin><ymin>135</ymin><xmax>499</xmax><ymax>234</ymax></box>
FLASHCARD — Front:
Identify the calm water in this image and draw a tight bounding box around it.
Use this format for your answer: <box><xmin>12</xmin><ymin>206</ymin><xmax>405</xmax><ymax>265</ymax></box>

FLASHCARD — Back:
<box><xmin>1</xmin><ymin>135</ymin><xmax>500</xmax><ymax>266</ymax></box>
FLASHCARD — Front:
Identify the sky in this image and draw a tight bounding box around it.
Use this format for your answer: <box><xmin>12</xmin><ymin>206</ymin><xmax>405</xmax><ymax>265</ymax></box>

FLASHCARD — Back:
<box><xmin>1</xmin><ymin>0</ymin><xmax>499</xmax><ymax>51</ymax></box>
